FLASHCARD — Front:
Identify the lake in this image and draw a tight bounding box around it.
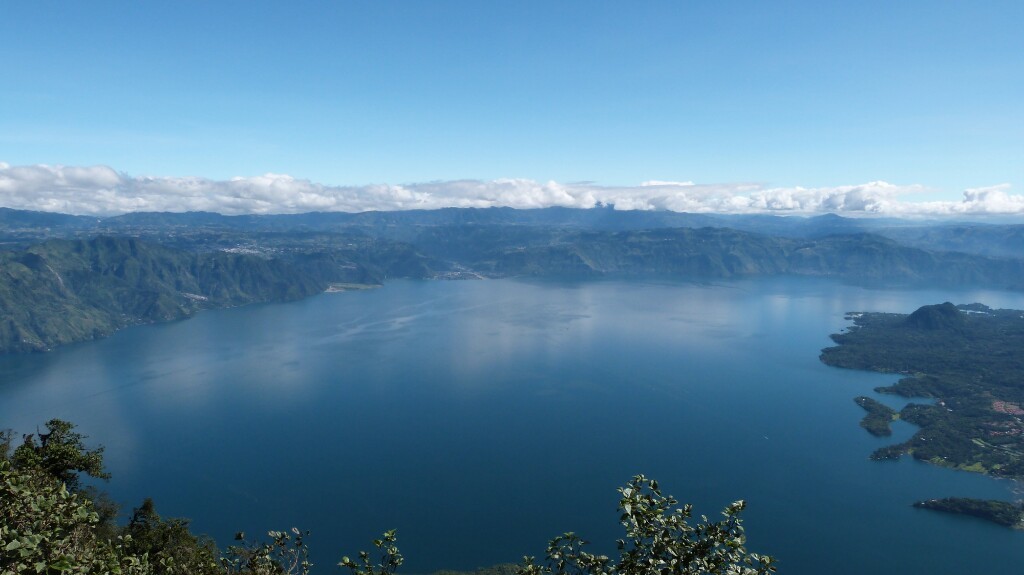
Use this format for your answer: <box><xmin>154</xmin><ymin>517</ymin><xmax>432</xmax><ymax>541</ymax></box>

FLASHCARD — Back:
<box><xmin>2</xmin><ymin>277</ymin><xmax>1023</xmax><ymax>574</ymax></box>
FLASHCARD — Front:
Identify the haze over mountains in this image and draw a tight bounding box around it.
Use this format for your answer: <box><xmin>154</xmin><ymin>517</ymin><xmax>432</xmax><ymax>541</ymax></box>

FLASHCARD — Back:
<box><xmin>3</xmin><ymin>205</ymin><xmax>1024</xmax><ymax>354</ymax></box>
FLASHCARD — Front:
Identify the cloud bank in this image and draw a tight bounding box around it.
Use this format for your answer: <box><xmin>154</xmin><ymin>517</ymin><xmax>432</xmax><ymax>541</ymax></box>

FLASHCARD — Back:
<box><xmin>1</xmin><ymin>162</ymin><xmax>1022</xmax><ymax>218</ymax></box>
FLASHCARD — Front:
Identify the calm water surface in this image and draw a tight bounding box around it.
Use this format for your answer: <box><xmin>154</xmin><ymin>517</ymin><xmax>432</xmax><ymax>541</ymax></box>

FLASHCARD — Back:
<box><xmin>2</xmin><ymin>277</ymin><xmax>1023</xmax><ymax>574</ymax></box>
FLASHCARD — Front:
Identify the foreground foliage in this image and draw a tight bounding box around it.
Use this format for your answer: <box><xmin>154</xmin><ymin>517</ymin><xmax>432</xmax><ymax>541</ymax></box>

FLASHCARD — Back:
<box><xmin>0</xmin><ymin>460</ymin><xmax>151</xmax><ymax>575</ymax></box>
<box><xmin>9</xmin><ymin>420</ymin><xmax>109</xmax><ymax>492</ymax></box>
<box><xmin>519</xmin><ymin>475</ymin><xmax>774</xmax><ymax>575</ymax></box>
<box><xmin>1</xmin><ymin>421</ymin><xmax>773</xmax><ymax>574</ymax></box>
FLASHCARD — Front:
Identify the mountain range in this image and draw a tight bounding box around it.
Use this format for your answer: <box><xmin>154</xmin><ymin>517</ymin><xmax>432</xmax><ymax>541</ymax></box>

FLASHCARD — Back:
<box><xmin>2</xmin><ymin>206</ymin><xmax>1024</xmax><ymax>353</ymax></box>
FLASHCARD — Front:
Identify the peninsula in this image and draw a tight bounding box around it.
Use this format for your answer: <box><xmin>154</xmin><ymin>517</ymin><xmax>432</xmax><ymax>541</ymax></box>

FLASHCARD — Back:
<box><xmin>821</xmin><ymin>302</ymin><xmax>1024</xmax><ymax>526</ymax></box>
<box><xmin>913</xmin><ymin>497</ymin><xmax>1024</xmax><ymax>528</ymax></box>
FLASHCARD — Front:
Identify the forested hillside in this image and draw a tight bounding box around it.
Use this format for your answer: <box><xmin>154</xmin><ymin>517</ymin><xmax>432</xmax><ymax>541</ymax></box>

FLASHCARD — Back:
<box><xmin>0</xmin><ymin>237</ymin><xmax>328</xmax><ymax>353</ymax></box>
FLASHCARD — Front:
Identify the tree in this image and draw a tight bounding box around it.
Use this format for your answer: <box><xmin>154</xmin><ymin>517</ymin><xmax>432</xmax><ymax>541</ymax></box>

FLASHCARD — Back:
<box><xmin>122</xmin><ymin>498</ymin><xmax>222</xmax><ymax>575</ymax></box>
<box><xmin>10</xmin><ymin>419</ymin><xmax>109</xmax><ymax>492</ymax></box>
<box><xmin>1</xmin><ymin>429</ymin><xmax>14</xmax><ymax>461</ymax></box>
<box><xmin>518</xmin><ymin>475</ymin><xmax>775</xmax><ymax>575</ymax></box>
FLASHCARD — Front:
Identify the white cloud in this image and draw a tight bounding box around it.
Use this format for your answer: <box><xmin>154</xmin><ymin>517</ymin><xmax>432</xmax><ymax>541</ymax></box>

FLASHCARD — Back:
<box><xmin>640</xmin><ymin>180</ymin><xmax>695</xmax><ymax>187</ymax></box>
<box><xmin>1</xmin><ymin>162</ymin><xmax>1023</xmax><ymax>218</ymax></box>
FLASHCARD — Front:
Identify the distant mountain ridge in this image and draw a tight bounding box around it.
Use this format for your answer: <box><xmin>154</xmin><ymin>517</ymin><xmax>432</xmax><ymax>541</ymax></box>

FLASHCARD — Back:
<box><xmin>408</xmin><ymin>226</ymin><xmax>1024</xmax><ymax>288</ymax></box>
<box><xmin>5</xmin><ymin>206</ymin><xmax>1024</xmax><ymax>258</ymax></box>
<box><xmin>0</xmin><ymin>206</ymin><xmax>935</xmax><ymax>240</ymax></box>
<box><xmin>4</xmin><ymin>207</ymin><xmax>1024</xmax><ymax>353</ymax></box>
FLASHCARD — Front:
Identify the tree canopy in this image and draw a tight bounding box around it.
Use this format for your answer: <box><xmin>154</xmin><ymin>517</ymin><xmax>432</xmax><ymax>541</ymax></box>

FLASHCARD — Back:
<box><xmin>9</xmin><ymin>419</ymin><xmax>109</xmax><ymax>492</ymax></box>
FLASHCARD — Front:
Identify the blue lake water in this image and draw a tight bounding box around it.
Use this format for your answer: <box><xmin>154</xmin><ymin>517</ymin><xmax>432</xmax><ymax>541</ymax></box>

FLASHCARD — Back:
<box><xmin>2</xmin><ymin>277</ymin><xmax>1023</xmax><ymax>574</ymax></box>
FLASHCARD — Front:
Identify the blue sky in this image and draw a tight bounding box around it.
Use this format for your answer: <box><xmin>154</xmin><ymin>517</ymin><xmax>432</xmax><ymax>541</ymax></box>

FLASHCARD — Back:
<box><xmin>2</xmin><ymin>1</ymin><xmax>1023</xmax><ymax>215</ymax></box>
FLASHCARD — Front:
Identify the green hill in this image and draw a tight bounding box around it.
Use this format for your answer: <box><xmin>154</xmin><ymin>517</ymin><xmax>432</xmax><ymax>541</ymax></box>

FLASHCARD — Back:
<box><xmin>0</xmin><ymin>237</ymin><xmax>326</xmax><ymax>353</ymax></box>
